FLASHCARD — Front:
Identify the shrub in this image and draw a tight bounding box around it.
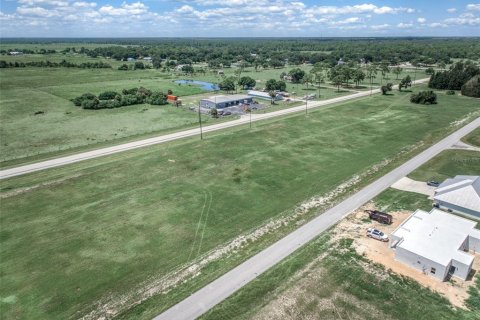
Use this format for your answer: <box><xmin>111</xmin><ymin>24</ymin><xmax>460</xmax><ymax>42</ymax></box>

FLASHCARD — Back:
<box><xmin>446</xmin><ymin>90</ymin><xmax>455</xmax><ymax>95</ymax></box>
<box><xmin>410</xmin><ymin>91</ymin><xmax>437</xmax><ymax>105</ymax></box>
<box><xmin>71</xmin><ymin>93</ymin><xmax>97</xmax><ymax>106</ymax></box>
<box><xmin>98</xmin><ymin>91</ymin><xmax>119</xmax><ymax>100</ymax></box>
<box><xmin>461</xmin><ymin>75</ymin><xmax>480</xmax><ymax>98</ymax></box>
<box><xmin>146</xmin><ymin>92</ymin><xmax>167</xmax><ymax>105</ymax></box>
<box><xmin>122</xmin><ymin>88</ymin><xmax>139</xmax><ymax>95</ymax></box>
<box><xmin>118</xmin><ymin>64</ymin><xmax>129</xmax><ymax>70</ymax></box>
<box><xmin>81</xmin><ymin>99</ymin><xmax>99</xmax><ymax>109</ymax></box>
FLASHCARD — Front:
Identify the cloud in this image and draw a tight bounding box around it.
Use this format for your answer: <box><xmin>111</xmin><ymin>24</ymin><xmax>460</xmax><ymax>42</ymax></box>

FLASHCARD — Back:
<box><xmin>17</xmin><ymin>6</ymin><xmax>58</xmax><ymax>17</ymax></box>
<box><xmin>397</xmin><ymin>22</ymin><xmax>413</xmax><ymax>28</ymax></box>
<box><xmin>417</xmin><ymin>17</ymin><xmax>426</xmax><ymax>23</ymax></box>
<box><xmin>466</xmin><ymin>4</ymin><xmax>480</xmax><ymax>11</ymax></box>
<box><xmin>18</xmin><ymin>0</ymin><xmax>69</xmax><ymax>6</ymax></box>
<box><xmin>370</xmin><ymin>24</ymin><xmax>390</xmax><ymax>30</ymax></box>
<box><xmin>447</xmin><ymin>8</ymin><xmax>457</xmax><ymax>13</ymax></box>
<box><xmin>444</xmin><ymin>12</ymin><xmax>480</xmax><ymax>25</ymax></box>
<box><xmin>308</xmin><ymin>3</ymin><xmax>414</xmax><ymax>15</ymax></box>
<box><xmin>99</xmin><ymin>2</ymin><xmax>149</xmax><ymax>16</ymax></box>
<box><xmin>73</xmin><ymin>2</ymin><xmax>97</xmax><ymax>8</ymax></box>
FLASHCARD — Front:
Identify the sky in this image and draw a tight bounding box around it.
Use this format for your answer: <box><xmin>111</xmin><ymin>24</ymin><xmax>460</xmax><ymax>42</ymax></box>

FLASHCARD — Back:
<box><xmin>0</xmin><ymin>0</ymin><xmax>479</xmax><ymax>37</ymax></box>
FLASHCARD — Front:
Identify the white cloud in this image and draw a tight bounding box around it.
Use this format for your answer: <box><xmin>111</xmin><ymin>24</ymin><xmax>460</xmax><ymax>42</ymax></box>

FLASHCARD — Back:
<box><xmin>18</xmin><ymin>0</ymin><xmax>69</xmax><ymax>6</ymax></box>
<box><xmin>417</xmin><ymin>17</ymin><xmax>426</xmax><ymax>23</ymax></box>
<box><xmin>447</xmin><ymin>8</ymin><xmax>457</xmax><ymax>13</ymax></box>
<box><xmin>466</xmin><ymin>4</ymin><xmax>480</xmax><ymax>11</ymax></box>
<box><xmin>445</xmin><ymin>12</ymin><xmax>480</xmax><ymax>25</ymax></box>
<box><xmin>370</xmin><ymin>24</ymin><xmax>390</xmax><ymax>30</ymax></box>
<box><xmin>429</xmin><ymin>22</ymin><xmax>447</xmax><ymax>28</ymax></box>
<box><xmin>397</xmin><ymin>22</ymin><xmax>413</xmax><ymax>28</ymax></box>
<box><xmin>308</xmin><ymin>4</ymin><xmax>414</xmax><ymax>15</ymax></box>
<box><xmin>73</xmin><ymin>2</ymin><xmax>97</xmax><ymax>8</ymax></box>
<box><xmin>17</xmin><ymin>6</ymin><xmax>58</xmax><ymax>17</ymax></box>
<box><xmin>99</xmin><ymin>2</ymin><xmax>148</xmax><ymax>16</ymax></box>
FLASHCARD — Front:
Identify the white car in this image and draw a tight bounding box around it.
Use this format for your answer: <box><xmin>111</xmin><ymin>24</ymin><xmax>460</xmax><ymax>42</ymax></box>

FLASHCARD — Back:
<box><xmin>367</xmin><ymin>228</ymin><xmax>389</xmax><ymax>242</ymax></box>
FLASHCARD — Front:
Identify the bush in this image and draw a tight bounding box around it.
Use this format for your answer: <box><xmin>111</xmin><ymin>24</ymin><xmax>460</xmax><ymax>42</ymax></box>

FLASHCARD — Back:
<box><xmin>81</xmin><ymin>99</ymin><xmax>99</xmax><ymax>109</ymax></box>
<box><xmin>446</xmin><ymin>90</ymin><xmax>455</xmax><ymax>95</ymax></box>
<box><xmin>118</xmin><ymin>64</ymin><xmax>129</xmax><ymax>70</ymax></box>
<box><xmin>410</xmin><ymin>91</ymin><xmax>437</xmax><ymax>105</ymax></box>
<box><xmin>71</xmin><ymin>93</ymin><xmax>97</xmax><ymax>106</ymax></box>
<box><xmin>98</xmin><ymin>91</ymin><xmax>119</xmax><ymax>100</ymax></box>
<box><xmin>146</xmin><ymin>92</ymin><xmax>167</xmax><ymax>105</ymax></box>
<box><xmin>461</xmin><ymin>75</ymin><xmax>480</xmax><ymax>98</ymax></box>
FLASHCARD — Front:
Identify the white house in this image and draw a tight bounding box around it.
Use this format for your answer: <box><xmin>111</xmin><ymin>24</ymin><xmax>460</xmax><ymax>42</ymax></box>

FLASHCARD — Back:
<box><xmin>390</xmin><ymin>208</ymin><xmax>480</xmax><ymax>281</ymax></box>
<box><xmin>434</xmin><ymin>175</ymin><xmax>480</xmax><ymax>219</ymax></box>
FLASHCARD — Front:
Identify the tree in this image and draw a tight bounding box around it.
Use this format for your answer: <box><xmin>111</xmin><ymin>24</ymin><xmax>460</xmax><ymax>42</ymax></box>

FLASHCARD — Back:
<box><xmin>219</xmin><ymin>77</ymin><xmax>236</xmax><ymax>93</ymax></box>
<box><xmin>380</xmin><ymin>63</ymin><xmax>390</xmax><ymax>83</ymax></box>
<box><xmin>366</xmin><ymin>64</ymin><xmax>378</xmax><ymax>90</ymax></box>
<box><xmin>238</xmin><ymin>76</ymin><xmax>256</xmax><ymax>89</ymax></box>
<box><xmin>410</xmin><ymin>91</ymin><xmax>437</xmax><ymax>104</ymax></box>
<box><xmin>332</xmin><ymin>75</ymin><xmax>343</xmax><ymax>92</ymax></box>
<box><xmin>134</xmin><ymin>61</ymin><xmax>145</xmax><ymax>70</ymax></box>
<box><xmin>288</xmin><ymin>68</ymin><xmax>306</xmax><ymax>83</ymax></box>
<box><xmin>280</xmin><ymin>71</ymin><xmax>287</xmax><ymax>80</ymax></box>
<box><xmin>268</xmin><ymin>90</ymin><xmax>277</xmax><ymax>104</ymax></box>
<box><xmin>353</xmin><ymin>68</ymin><xmax>365</xmax><ymax>87</ymax></box>
<box><xmin>425</xmin><ymin>67</ymin><xmax>435</xmax><ymax>75</ymax></box>
<box><xmin>265</xmin><ymin>79</ymin><xmax>286</xmax><ymax>91</ymax></box>
<box><xmin>118</xmin><ymin>64</ymin><xmax>129</xmax><ymax>70</ymax></box>
<box><xmin>398</xmin><ymin>75</ymin><xmax>412</xmax><ymax>91</ymax></box>
<box><xmin>381</xmin><ymin>83</ymin><xmax>393</xmax><ymax>95</ymax></box>
<box><xmin>303</xmin><ymin>73</ymin><xmax>313</xmax><ymax>89</ymax></box>
<box><xmin>276</xmin><ymin>80</ymin><xmax>287</xmax><ymax>91</ymax></box>
<box><xmin>181</xmin><ymin>64</ymin><xmax>194</xmax><ymax>75</ymax></box>
<box><xmin>393</xmin><ymin>66</ymin><xmax>403</xmax><ymax>79</ymax></box>
<box><xmin>210</xmin><ymin>108</ymin><xmax>219</xmax><ymax>118</ymax></box>
<box><xmin>461</xmin><ymin>75</ymin><xmax>480</xmax><ymax>98</ymax></box>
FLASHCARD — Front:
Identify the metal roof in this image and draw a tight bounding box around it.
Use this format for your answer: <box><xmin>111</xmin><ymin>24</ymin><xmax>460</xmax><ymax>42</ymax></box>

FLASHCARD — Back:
<box><xmin>202</xmin><ymin>94</ymin><xmax>251</xmax><ymax>104</ymax></box>
<box><xmin>434</xmin><ymin>176</ymin><xmax>480</xmax><ymax>213</ymax></box>
<box><xmin>392</xmin><ymin>208</ymin><xmax>478</xmax><ymax>266</ymax></box>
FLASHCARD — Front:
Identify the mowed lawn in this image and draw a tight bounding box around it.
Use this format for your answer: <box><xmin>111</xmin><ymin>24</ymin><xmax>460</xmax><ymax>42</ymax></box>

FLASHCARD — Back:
<box><xmin>1</xmin><ymin>87</ymin><xmax>479</xmax><ymax>319</ymax></box>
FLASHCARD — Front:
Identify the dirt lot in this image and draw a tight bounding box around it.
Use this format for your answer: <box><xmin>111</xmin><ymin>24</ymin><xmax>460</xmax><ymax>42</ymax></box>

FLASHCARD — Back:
<box><xmin>334</xmin><ymin>203</ymin><xmax>480</xmax><ymax>308</ymax></box>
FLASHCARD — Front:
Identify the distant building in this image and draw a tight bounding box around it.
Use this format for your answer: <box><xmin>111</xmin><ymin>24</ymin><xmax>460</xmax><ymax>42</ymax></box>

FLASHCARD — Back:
<box><xmin>247</xmin><ymin>90</ymin><xmax>283</xmax><ymax>101</ymax></box>
<box><xmin>143</xmin><ymin>57</ymin><xmax>152</xmax><ymax>61</ymax></box>
<box><xmin>390</xmin><ymin>208</ymin><xmax>480</xmax><ymax>281</ymax></box>
<box><xmin>200</xmin><ymin>94</ymin><xmax>253</xmax><ymax>109</ymax></box>
<box><xmin>127</xmin><ymin>57</ymin><xmax>135</xmax><ymax>62</ymax></box>
<box><xmin>9</xmin><ymin>51</ymin><xmax>23</xmax><ymax>56</ymax></box>
<box><xmin>434</xmin><ymin>175</ymin><xmax>480</xmax><ymax>219</ymax></box>
<box><xmin>337</xmin><ymin>58</ymin><xmax>345</xmax><ymax>65</ymax></box>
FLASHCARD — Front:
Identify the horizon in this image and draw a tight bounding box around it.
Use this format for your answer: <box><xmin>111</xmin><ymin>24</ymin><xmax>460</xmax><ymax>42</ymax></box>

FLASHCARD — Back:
<box><xmin>1</xmin><ymin>1</ymin><xmax>479</xmax><ymax>37</ymax></box>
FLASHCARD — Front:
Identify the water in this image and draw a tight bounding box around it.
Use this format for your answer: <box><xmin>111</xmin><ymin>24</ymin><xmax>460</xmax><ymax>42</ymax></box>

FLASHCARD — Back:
<box><xmin>174</xmin><ymin>80</ymin><xmax>219</xmax><ymax>91</ymax></box>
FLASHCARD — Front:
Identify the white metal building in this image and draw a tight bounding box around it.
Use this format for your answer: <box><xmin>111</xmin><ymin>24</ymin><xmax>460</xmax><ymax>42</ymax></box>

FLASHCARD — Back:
<box><xmin>434</xmin><ymin>175</ymin><xmax>480</xmax><ymax>219</ymax></box>
<box><xmin>390</xmin><ymin>208</ymin><xmax>480</xmax><ymax>281</ymax></box>
<box><xmin>247</xmin><ymin>90</ymin><xmax>283</xmax><ymax>101</ymax></box>
<box><xmin>200</xmin><ymin>94</ymin><xmax>253</xmax><ymax>109</ymax></box>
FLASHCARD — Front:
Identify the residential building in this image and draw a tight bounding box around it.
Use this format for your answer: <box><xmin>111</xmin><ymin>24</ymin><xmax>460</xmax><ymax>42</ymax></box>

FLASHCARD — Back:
<box><xmin>434</xmin><ymin>175</ymin><xmax>480</xmax><ymax>219</ymax></box>
<box><xmin>390</xmin><ymin>208</ymin><xmax>480</xmax><ymax>281</ymax></box>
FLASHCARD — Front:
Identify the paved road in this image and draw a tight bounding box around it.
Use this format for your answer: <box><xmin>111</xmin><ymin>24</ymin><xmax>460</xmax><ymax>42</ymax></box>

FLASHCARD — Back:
<box><xmin>154</xmin><ymin>117</ymin><xmax>480</xmax><ymax>320</ymax></box>
<box><xmin>0</xmin><ymin>78</ymin><xmax>429</xmax><ymax>180</ymax></box>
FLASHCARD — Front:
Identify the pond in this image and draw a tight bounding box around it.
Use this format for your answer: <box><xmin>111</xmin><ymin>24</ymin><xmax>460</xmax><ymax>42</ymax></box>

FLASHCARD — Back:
<box><xmin>175</xmin><ymin>80</ymin><xmax>219</xmax><ymax>91</ymax></box>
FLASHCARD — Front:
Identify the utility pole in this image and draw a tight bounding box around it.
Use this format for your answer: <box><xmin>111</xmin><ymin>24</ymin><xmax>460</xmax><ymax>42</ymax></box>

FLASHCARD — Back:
<box><xmin>198</xmin><ymin>101</ymin><xmax>203</xmax><ymax>140</ymax></box>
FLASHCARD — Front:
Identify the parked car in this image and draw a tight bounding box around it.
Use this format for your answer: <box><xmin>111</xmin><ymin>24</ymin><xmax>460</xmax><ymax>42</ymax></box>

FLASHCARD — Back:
<box><xmin>427</xmin><ymin>181</ymin><xmax>440</xmax><ymax>187</ymax></box>
<box><xmin>365</xmin><ymin>210</ymin><xmax>392</xmax><ymax>224</ymax></box>
<box><xmin>367</xmin><ymin>228</ymin><xmax>389</xmax><ymax>242</ymax></box>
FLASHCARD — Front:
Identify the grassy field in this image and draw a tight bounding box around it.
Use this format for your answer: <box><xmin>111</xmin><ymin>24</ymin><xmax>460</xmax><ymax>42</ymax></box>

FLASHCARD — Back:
<box><xmin>463</xmin><ymin>128</ymin><xmax>480</xmax><ymax>147</ymax></box>
<box><xmin>201</xmin><ymin>149</ymin><xmax>480</xmax><ymax>320</ymax></box>
<box><xmin>1</xmin><ymin>84</ymin><xmax>479</xmax><ymax>319</ymax></box>
<box><xmin>409</xmin><ymin>149</ymin><xmax>480</xmax><ymax>182</ymax></box>
<box><xmin>1</xmin><ymin>47</ymin><xmax>422</xmax><ymax>164</ymax></box>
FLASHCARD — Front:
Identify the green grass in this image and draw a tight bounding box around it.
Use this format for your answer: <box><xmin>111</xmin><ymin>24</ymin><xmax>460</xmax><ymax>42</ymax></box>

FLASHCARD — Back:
<box><xmin>408</xmin><ymin>150</ymin><xmax>480</xmax><ymax>182</ymax></box>
<box><xmin>373</xmin><ymin>188</ymin><xmax>432</xmax><ymax>212</ymax></box>
<box><xmin>1</xmin><ymin>85</ymin><xmax>479</xmax><ymax>319</ymax></box>
<box><xmin>463</xmin><ymin>128</ymin><xmax>480</xmax><ymax>147</ymax></box>
<box><xmin>201</xmin><ymin>234</ymin><xmax>478</xmax><ymax>320</ymax></box>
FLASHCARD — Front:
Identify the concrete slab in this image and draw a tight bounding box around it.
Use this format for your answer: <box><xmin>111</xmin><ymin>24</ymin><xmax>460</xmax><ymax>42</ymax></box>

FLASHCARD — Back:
<box><xmin>391</xmin><ymin>177</ymin><xmax>436</xmax><ymax>198</ymax></box>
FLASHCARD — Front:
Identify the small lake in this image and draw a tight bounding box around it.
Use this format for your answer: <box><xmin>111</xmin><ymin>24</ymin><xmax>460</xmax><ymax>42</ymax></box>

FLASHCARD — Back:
<box><xmin>175</xmin><ymin>80</ymin><xmax>219</xmax><ymax>91</ymax></box>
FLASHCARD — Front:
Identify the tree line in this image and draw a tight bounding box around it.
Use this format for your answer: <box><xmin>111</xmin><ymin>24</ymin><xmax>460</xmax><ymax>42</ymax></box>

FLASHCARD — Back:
<box><xmin>0</xmin><ymin>60</ymin><xmax>112</xmax><ymax>69</ymax></box>
<box><xmin>71</xmin><ymin>87</ymin><xmax>168</xmax><ymax>110</ymax></box>
<box><xmin>428</xmin><ymin>61</ymin><xmax>480</xmax><ymax>97</ymax></box>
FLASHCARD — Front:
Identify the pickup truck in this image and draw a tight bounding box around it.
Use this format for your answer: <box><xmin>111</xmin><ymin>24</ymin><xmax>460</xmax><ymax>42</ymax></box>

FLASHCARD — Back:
<box><xmin>365</xmin><ymin>210</ymin><xmax>393</xmax><ymax>224</ymax></box>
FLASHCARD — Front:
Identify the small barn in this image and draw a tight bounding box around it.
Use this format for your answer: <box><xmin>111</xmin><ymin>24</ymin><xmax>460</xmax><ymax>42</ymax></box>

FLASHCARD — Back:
<box><xmin>390</xmin><ymin>208</ymin><xmax>480</xmax><ymax>281</ymax></box>
<box><xmin>434</xmin><ymin>175</ymin><xmax>480</xmax><ymax>219</ymax></box>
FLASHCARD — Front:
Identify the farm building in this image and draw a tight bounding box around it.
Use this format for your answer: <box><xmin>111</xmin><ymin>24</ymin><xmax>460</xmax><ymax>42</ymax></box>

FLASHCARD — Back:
<box><xmin>247</xmin><ymin>90</ymin><xmax>283</xmax><ymax>101</ymax></box>
<box><xmin>434</xmin><ymin>175</ymin><xmax>480</xmax><ymax>219</ymax></box>
<box><xmin>390</xmin><ymin>208</ymin><xmax>480</xmax><ymax>281</ymax></box>
<box><xmin>200</xmin><ymin>94</ymin><xmax>253</xmax><ymax>109</ymax></box>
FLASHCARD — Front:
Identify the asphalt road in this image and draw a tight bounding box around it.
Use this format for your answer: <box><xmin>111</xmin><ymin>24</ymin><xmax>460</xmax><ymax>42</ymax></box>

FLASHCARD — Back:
<box><xmin>0</xmin><ymin>78</ymin><xmax>429</xmax><ymax>180</ymax></box>
<box><xmin>154</xmin><ymin>116</ymin><xmax>480</xmax><ymax>320</ymax></box>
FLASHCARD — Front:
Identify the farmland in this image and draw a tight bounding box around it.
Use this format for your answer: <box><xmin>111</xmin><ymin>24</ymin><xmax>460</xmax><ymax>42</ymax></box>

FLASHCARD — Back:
<box><xmin>1</xmin><ymin>83</ymin><xmax>479</xmax><ymax>319</ymax></box>
<box><xmin>1</xmin><ymin>45</ymin><xmax>420</xmax><ymax>165</ymax></box>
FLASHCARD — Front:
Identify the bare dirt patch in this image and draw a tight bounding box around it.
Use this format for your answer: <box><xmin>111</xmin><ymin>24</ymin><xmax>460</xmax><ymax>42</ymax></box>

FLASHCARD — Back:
<box><xmin>334</xmin><ymin>203</ymin><xmax>480</xmax><ymax>309</ymax></box>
